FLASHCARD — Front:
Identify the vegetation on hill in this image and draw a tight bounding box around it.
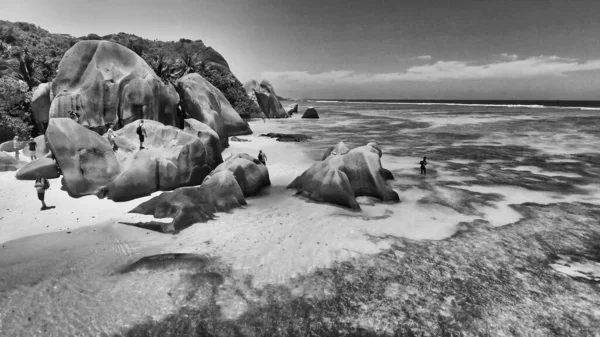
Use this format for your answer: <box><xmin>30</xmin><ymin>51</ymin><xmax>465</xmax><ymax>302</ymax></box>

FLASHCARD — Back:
<box><xmin>0</xmin><ymin>20</ymin><xmax>259</xmax><ymax>142</ymax></box>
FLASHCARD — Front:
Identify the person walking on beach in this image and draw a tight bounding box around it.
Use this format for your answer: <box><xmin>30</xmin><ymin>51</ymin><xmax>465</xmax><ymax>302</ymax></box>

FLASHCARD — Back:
<box><xmin>258</xmin><ymin>150</ymin><xmax>267</xmax><ymax>165</ymax></box>
<box><xmin>420</xmin><ymin>156</ymin><xmax>427</xmax><ymax>175</ymax></box>
<box><xmin>34</xmin><ymin>174</ymin><xmax>50</xmax><ymax>210</ymax></box>
<box><xmin>136</xmin><ymin>120</ymin><xmax>148</xmax><ymax>150</ymax></box>
<box><xmin>28</xmin><ymin>138</ymin><xmax>37</xmax><ymax>160</ymax></box>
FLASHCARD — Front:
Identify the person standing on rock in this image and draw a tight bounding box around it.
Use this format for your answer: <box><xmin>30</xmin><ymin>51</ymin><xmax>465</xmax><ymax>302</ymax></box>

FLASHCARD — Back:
<box><xmin>28</xmin><ymin>138</ymin><xmax>37</xmax><ymax>160</ymax></box>
<box><xmin>420</xmin><ymin>156</ymin><xmax>427</xmax><ymax>175</ymax></box>
<box><xmin>68</xmin><ymin>110</ymin><xmax>80</xmax><ymax>123</ymax></box>
<box><xmin>258</xmin><ymin>150</ymin><xmax>267</xmax><ymax>165</ymax></box>
<box><xmin>106</xmin><ymin>124</ymin><xmax>118</xmax><ymax>151</ymax></box>
<box><xmin>34</xmin><ymin>174</ymin><xmax>50</xmax><ymax>210</ymax></box>
<box><xmin>137</xmin><ymin>120</ymin><xmax>148</xmax><ymax>150</ymax></box>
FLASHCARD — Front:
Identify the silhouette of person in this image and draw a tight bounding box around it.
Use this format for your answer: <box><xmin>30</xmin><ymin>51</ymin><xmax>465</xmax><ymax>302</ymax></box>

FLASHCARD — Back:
<box><xmin>420</xmin><ymin>156</ymin><xmax>427</xmax><ymax>175</ymax></box>
<box><xmin>258</xmin><ymin>150</ymin><xmax>267</xmax><ymax>165</ymax></box>
<box><xmin>136</xmin><ymin>120</ymin><xmax>148</xmax><ymax>149</ymax></box>
<box><xmin>34</xmin><ymin>174</ymin><xmax>50</xmax><ymax>210</ymax></box>
<box><xmin>28</xmin><ymin>138</ymin><xmax>37</xmax><ymax>160</ymax></box>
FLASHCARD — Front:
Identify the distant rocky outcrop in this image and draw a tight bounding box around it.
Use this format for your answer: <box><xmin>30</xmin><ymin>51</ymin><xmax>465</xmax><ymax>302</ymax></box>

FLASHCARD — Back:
<box><xmin>45</xmin><ymin>118</ymin><xmax>220</xmax><ymax>201</ymax></box>
<box><xmin>244</xmin><ymin>80</ymin><xmax>289</xmax><ymax>118</ymax></box>
<box><xmin>288</xmin><ymin>142</ymin><xmax>399</xmax><ymax>209</ymax></box>
<box><xmin>128</xmin><ymin>170</ymin><xmax>247</xmax><ymax>233</ymax></box>
<box><xmin>285</xmin><ymin>103</ymin><xmax>298</xmax><ymax>115</ymax></box>
<box><xmin>177</xmin><ymin>73</ymin><xmax>252</xmax><ymax>149</ymax></box>
<box><xmin>209</xmin><ymin>153</ymin><xmax>270</xmax><ymax>197</ymax></box>
<box><xmin>260</xmin><ymin>133</ymin><xmax>312</xmax><ymax>142</ymax></box>
<box><xmin>48</xmin><ymin>40</ymin><xmax>181</xmax><ymax>132</ymax></box>
<box><xmin>302</xmin><ymin>107</ymin><xmax>319</xmax><ymax>119</ymax></box>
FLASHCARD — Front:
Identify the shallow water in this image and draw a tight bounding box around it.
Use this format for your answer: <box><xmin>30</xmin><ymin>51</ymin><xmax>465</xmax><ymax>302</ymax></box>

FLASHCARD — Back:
<box><xmin>2</xmin><ymin>101</ymin><xmax>600</xmax><ymax>336</ymax></box>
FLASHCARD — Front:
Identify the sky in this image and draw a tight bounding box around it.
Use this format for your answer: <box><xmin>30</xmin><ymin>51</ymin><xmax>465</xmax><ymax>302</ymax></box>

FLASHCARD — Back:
<box><xmin>3</xmin><ymin>0</ymin><xmax>600</xmax><ymax>100</ymax></box>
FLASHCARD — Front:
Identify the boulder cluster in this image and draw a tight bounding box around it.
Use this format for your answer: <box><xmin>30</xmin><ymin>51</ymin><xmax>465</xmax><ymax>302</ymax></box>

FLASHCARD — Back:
<box><xmin>289</xmin><ymin>141</ymin><xmax>399</xmax><ymax>209</ymax></box>
<box><xmin>15</xmin><ymin>40</ymin><xmax>265</xmax><ymax>204</ymax></box>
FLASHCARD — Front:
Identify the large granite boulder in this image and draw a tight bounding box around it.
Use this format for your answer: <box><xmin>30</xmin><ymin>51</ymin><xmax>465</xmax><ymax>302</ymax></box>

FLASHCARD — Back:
<box><xmin>0</xmin><ymin>152</ymin><xmax>19</xmax><ymax>172</ymax></box>
<box><xmin>182</xmin><ymin>118</ymin><xmax>223</xmax><ymax>169</ymax></box>
<box><xmin>288</xmin><ymin>143</ymin><xmax>399</xmax><ymax>209</ymax></box>
<box><xmin>128</xmin><ymin>170</ymin><xmax>247</xmax><ymax>233</ymax></box>
<box><xmin>0</xmin><ymin>139</ymin><xmax>26</xmax><ymax>152</ymax></box>
<box><xmin>322</xmin><ymin>141</ymin><xmax>350</xmax><ymax>160</ymax></box>
<box><xmin>176</xmin><ymin>73</ymin><xmax>251</xmax><ymax>148</ymax></box>
<box><xmin>31</xmin><ymin>83</ymin><xmax>53</xmax><ymax>132</ymax></box>
<box><xmin>302</xmin><ymin>107</ymin><xmax>319</xmax><ymax>119</ymax></box>
<box><xmin>45</xmin><ymin>118</ymin><xmax>219</xmax><ymax>201</ymax></box>
<box><xmin>15</xmin><ymin>157</ymin><xmax>60</xmax><ymax>180</ymax></box>
<box><xmin>244</xmin><ymin>80</ymin><xmax>288</xmax><ymax>119</ymax></box>
<box><xmin>209</xmin><ymin>153</ymin><xmax>270</xmax><ymax>197</ymax></box>
<box><xmin>49</xmin><ymin>40</ymin><xmax>180</xmax><ymax>132</ymax></box>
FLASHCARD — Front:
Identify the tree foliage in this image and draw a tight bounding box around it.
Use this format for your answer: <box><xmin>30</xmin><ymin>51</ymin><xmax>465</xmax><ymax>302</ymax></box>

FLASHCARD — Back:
<box><xmin>0</xmin><ymin>77</ymin><xmax>32</xmax><ymax>140</ymax></box>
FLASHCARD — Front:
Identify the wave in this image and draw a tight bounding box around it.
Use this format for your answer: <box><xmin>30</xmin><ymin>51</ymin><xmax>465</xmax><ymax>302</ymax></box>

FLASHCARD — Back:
<box><xmin>307</xmin><ymin>100</ymin><xmax>600</xmax><ymax>110</ymax></box>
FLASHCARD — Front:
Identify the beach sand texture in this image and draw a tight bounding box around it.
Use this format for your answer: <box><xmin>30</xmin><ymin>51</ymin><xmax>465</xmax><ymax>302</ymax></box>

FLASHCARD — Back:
<box><xmin>2</xmin><ymin>101</ymin><xmax>600</xmax><ymax>336</ymax></box>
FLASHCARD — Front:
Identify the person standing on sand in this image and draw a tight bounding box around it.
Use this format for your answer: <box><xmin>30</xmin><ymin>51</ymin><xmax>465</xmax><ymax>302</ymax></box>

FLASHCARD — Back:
<box><xmin>258</xmin><ymin>150</ymin><xmax>267</xmax><ymax>165</ymax></box>
<box><xmin>136</xmin><ymin>120</ymin><xmax>148</xmax><ymax>150</ymax></box>
<box><xmin>13</xmin><ymin>136</ymin><xmax>20</xmax><ymax>160</ymax></box>
<box><xmin>34</xmin><ymin>174</ymin><xmax>50</xmax><ymax>210</ymax></box>
<box><xmin>420</xmin><ymin>156</ymin><xmax>427</xmax><ymax>175</ymax></box>
<box><xmin>28</xmin><ymin>138</ymin><xmax>37</xmax><ymax>160</ymax></box>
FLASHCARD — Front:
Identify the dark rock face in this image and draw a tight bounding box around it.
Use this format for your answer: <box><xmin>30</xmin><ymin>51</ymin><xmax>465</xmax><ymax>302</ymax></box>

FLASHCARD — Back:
<box><xmin>260</xmin><ymin>133</ymin><xmax>312</xmax><ymax>142</ymax></box>
<box><xmin>49</xmin><ymin>41</ymin><xmax>180</xmax><ymax>132</ymax></box>
<box><xmin>209</xmin><ymin>153</ymin><xmax>270</xmax><ymax>197</ymax></box>
<box><xmin>177</xmin><ymin>74</ymin><xmax>252</xmax><ymax>149</ymax></box>
<box><xmin>244</xmin><ymin>80</ymin><xmax>288</xmax><ymax>119</ymax></box>
<box><xmin>230</xmin><ymin>136</ymin><xmax>251</xmax><ymax>142</ymax></box>
<box><xmin>302</xmin><ymin>107</ymin><xmax>319</xmax><ymax>119</ymax></box>
<box><xmin>288</xmin><ymin>142</ymin><xmax>399</xmax><ymax>209</ymax></box>
<box><xmin>46</xmin><ymin>118</ymin><xmax>220</xmax><ymax>201</ymax></box>
<box><xmin>128</xmin><ymin>170</ymin><xmax>247</xmax><ymax>232</ymax></box>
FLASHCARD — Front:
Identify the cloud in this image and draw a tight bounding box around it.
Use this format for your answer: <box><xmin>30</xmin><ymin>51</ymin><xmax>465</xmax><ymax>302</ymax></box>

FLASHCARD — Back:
<box><xmin>500</xmin><ymin>53</ymin><xmax>519</xmax><ymax>61</ymax></box>
<box><xmin>414</xmin><ymin>55</ymin><xmax>432</xmax><ymax>60</ymax></box>
<box><xmin>261</xmin><ymin>55</ymin><xmax>600</xmax><ymax>85</ymax></box>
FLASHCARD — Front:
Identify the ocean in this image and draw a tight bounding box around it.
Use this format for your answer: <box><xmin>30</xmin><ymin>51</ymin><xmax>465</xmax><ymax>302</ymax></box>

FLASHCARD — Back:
<box><xmin>1</xmin><ymin>100</ymin><xmax>600</xmax><ymax>336</ymax></box>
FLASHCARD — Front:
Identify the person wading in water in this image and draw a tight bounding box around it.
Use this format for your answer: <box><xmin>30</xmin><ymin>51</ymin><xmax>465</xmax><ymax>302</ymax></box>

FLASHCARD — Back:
<box><xmin>420</xmin><ymin>156</ymin><xmax>428</xmax><ymax>175</ymax></box>
<box><xmin>34</xmin><ymin>174</ymin><xmax>51</xmax><ymax>210</ymax></box>
<box><xmin>136</xmin><ymin>120</ymin><xmax>148</xmax><ymax>150</ymax></box>
<box><xmin>258</xmin><ymin>150</ymin><xmax>267</xmax><ymax>165</ymax></box>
